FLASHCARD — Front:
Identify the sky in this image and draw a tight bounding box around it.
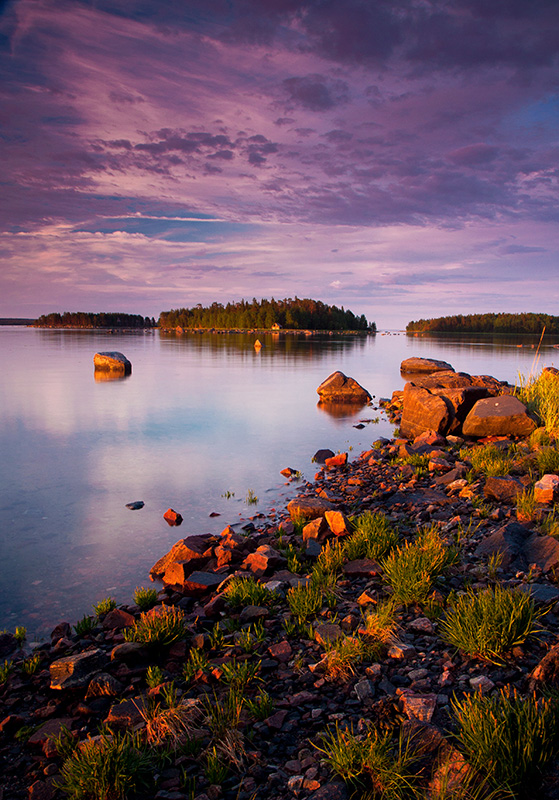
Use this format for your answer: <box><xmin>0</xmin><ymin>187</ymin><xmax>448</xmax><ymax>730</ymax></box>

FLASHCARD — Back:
<box><xmin>1</xmin><ymin>0</ymin><xmax>558</xmax><ymax>329</ymax></box>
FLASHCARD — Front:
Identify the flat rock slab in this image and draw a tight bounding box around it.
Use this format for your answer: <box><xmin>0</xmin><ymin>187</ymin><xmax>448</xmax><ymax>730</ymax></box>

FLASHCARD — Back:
<box><xmin>462</xmin><ymin>395</ymin><xmax>536</xmax><ymax>437</ymax></box>
<box><xmin>93</xmin><ymin>351</ymin><xmax>131</xmax><ymax>373</ymax></box>
<box><xmin>50</xmin><ymin>648</ymin><xmax>108</xmax><ymax>690</ymax></box>
<box><xmin>400</xmin><ymin>357</ymin><xmax>454</xmax><ymax>374</ymax></box>
<box><xmin>475</xmin><ymin>522</ymin><xmax>559</xmax><ymax>573</ymax></box>
<box><xmin>28</xmin><ymin>717</ymin><xmax>75</xmax><ymax>747</ymax></box>
<box><xmin>177</xmin><ymin>570</ymin><xmax>224</xmax><ymax>596</ymax></box>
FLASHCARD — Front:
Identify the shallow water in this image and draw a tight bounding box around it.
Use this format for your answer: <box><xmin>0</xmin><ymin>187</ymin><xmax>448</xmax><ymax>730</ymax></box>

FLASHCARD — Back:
<box><xmin>1</xmin><ymin>327</ymin><xmax>557</xmax><ymax>638</ymax></box>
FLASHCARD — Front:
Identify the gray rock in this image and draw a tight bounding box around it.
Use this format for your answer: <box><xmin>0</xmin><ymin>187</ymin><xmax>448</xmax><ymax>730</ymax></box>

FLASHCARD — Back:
<box><xmin>50</xmin><ymin>648</ymin><xmax>108</xmax><ymax>690</ymax></box>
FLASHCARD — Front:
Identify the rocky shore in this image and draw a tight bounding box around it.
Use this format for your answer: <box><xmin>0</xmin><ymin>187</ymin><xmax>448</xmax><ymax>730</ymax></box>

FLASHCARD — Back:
<box><xmin>2</xmin><ymin>363</ymin><xmax>559</xmax><ymax>800</ymax></box>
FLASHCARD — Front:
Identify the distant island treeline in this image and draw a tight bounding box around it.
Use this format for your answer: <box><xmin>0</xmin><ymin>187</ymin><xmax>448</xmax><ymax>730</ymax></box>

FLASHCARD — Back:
<box><xmin>159</xmin><ymin>297</ymin><xmax>374</xmax><ymax>331</ymax></box>
<box><xmin>406</xmin><ymin>312</ymin><xmax>559</xmax><ymax>334</ymax></box>
<box><xmin>34</xmin><ymin>312</ymin><xmax>157</xmax><ymax>328</ymax></box>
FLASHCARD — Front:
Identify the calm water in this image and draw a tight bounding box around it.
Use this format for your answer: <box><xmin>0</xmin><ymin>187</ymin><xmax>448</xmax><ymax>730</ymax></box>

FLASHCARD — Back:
<box><xmin>1</xmin><ymin>327</ymin><xmax>558</xmax><ymax>638</ymax></box>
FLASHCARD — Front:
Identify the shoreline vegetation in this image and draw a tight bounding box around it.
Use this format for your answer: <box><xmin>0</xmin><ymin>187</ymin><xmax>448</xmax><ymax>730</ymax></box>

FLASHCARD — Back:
<box><xmin>407</xmin><ymin>312</ymin><xmax>559</xmax><ymax>335</ymax></box>
<box><xmin>2</xmin><ymin>366</ymin><xmax>559</xmax><ymax>798</ymax></box>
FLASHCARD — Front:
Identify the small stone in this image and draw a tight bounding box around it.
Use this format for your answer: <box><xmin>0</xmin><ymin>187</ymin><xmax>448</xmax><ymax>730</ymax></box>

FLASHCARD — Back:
<box><xmin>314</xmin><ymin>623</ymin><xmax>343</xmax><ymax>646</ymax></box>
<box><xmin>399</xmin><ymin>692</ymin><xmax>437</xmax><ymax>723</ymax></box>
<box><xmin>388</xmin><ymin>643</ymin><xmax>416</xmax><ymax>660</ymax></box>
<box><xmin>163</xmin><ymin>508</ymin><xmax>183</xmax><ymax>526</ymax></box>
<box><xmin>268</xmin><ymin>640</ymin><xmax>293</xmax><ymax>662</ymax></box>
<box><xmin>469</xmin><ymin>675</ymin><xmax>495</xmax><ymax>693</ymax></box>
<box><xmin>408</xmin><ymin>617</ymin><xmax>435</xmax><ymax>634</ymax></box>
<box><xmin>126</xmin><ymin>500</ymin><xmax>144</xmax><ymax>510</ymax></box>
<box><xmin>354</xmin><ymin>679</ymin><xmax>375</xmax><ymax>701</ymax></box>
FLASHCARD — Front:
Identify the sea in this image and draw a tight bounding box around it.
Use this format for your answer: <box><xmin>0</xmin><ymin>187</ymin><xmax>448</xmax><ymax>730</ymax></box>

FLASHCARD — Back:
<box><xmin>1</xmin><ymin>326</ymin><xmax>558</xmax><ymax>639</ymax></box>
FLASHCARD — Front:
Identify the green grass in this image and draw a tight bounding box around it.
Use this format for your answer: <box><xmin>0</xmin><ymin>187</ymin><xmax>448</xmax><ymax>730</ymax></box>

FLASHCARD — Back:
<box><xmin>516</xmin><ymin>487</ymin><xmax>539</xmax><ymax>521</ymax></box>
<box><xmin>55</xmin><ymin>730</ymin><xmax>153</xmax><ymax>800</ymax></box>
<box><xmin>245</xmin><ymin>488</ymin><xmax>258</xmax><ymax>505</ymax></box>
<box><xmin>222</xmin><ymin>576</ymin><xmax>279</xmax><ymax>609</ymax></box>
<box><xmin>0</xmin><ymin>659</ymin><xmax>13</xmax><ymax>685</ymax></box>
<box><xmin>123</xmin><ymin>605</ymin><xmax>187</xmax><ymax>647</ymax></box>
<box><xmin>381</xmin><ymin>525</ymin><xmax>458</xmax><ymax>606</ymax></box>
<box><xmin>286</xmin><ymin>583</ymin><xmax>324</xmax><ymax>623</ymax></box>
<box><xmin>321</xmin><ymin>634</ymin><xmax>377</xmax><ymax>681</ymax></box>
<box><xmin>361</xmin><ymin>599</ymin><xmax>399</xmax><ymax>647</ymax></box>
<box><xmin>14</xmin><ymin>625</ymin><xmax>27</xmax><ymax>645</ymax></box>
<box><xmin>74</xmin><ymin>615</ymin><xmax>96</xmax><ymax>636</ymax></box>
<box><xmin>245</xmin><ymin>689</ymin><xmax>273</xmax><ymax>720</ymax></box>
<box><xmin>344</xmin><ymin>510</ymin><xmax>399</xmax><ymax>561</ymax></box>
<box><xmin>452</xmin><ymin>689</ymin><xmax>559</xmax><ymax>795</ymax></box>
<box><xmin>145</xmin><ymin>665</ymin><xmax>164</xmax><ymax>689</ymax></box>
<box><xmin>21</xmin><ymin>652</ymin><xmax>42</xmax><ymax>677</ymax></box>
<box><xmin>183</xmin><ymin>649</ymin><xmax>210</xmax><ymax>684</ymax></box>
<box><xmin>315</xmin><ymin>723</ymin><xmax>421</xmax><ymax>797</ymax></box>
<box><xmin>93</xmin><ymin>597</ymin><xmax>117</xmax><ymax>617</ymax></box>
<box><xmin>133</xmin><ymin>586</ymin><xmax>158</xmax><ymax>611</ymax></box>
<box><xmin>460</xmin><ymin>443</ymin><xmax>515</xmax><ymax>478</ymax></box>
<box><xmin>535</xmin><ymin>444</ymin><xmax>559</xmax><ymax>476</ymax></box>
<box><xmin>516</xmin><ymin>370</ymin><xmax>559</xmax><ymax>432</ymax></box>
<box><xmin>540</xmin><ymin>509</ymin><xmax>559</xmax><ymax>538</ymax></box>
<box><xmin>220</xmin><ymin>659</ymin><xmax>261</xmax><ymax>693</ymax></box>
<box><xmin>438</xmin><ymin>585</ymin><xmax>544</xmax><ymax>665</ymax></box>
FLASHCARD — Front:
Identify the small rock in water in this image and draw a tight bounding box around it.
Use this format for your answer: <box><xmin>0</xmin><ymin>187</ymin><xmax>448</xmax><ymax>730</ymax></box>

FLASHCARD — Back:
<box><xmin>163</xmin><ymin>508</ymin><xmax>183</xmax><ymax>526</ymax></box>
<box><xmin>125</xmin><ymin>501</ymin><xmax>144</xmax><ymax>510</ymax></box>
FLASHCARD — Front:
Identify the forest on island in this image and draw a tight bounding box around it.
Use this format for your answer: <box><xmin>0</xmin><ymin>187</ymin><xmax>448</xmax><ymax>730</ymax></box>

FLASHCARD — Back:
<box><xmin>406</xmin><ymin>312</ymin><xmax>559</xmax><ymax>334</ymax></box>
<box><xmin>34</xmin><ymin>312</ymin><xmax>156</xmax><ymax>328</ymax></box>
<box><xmin>159</xmin><ymin>297</ymin><xmax>374</xmax><ymax>331</ymax></box>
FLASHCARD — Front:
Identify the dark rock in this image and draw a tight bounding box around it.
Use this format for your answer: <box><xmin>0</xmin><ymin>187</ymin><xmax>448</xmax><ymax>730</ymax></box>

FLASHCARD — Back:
<box><xmin>105</xmin><ymin>696</ymin><xmax>147</xmax><ymax>730</ymax></box>
<box><xmin>27</xmin><ymin>717</ymin><xmax>75</xmax><ymax>747</ymax></box>
<box><xmin>0</xmin><ymin>631</ymin><xmax>16</xmax><ymax>657</ymax></box>
<box><xmin>313</xmin><ymin>449</ymin><xmax>335</xmax><ymax>463</ymax></box>
<box><xmin>484</xmin><ymin>476</ymin><xmax>526</xmax><ymax>504</ymax></box>
<box><xmin>125</xmin><ymin>500</ymin><xmax>144</xmax><ymax>510</ymax></box>
<box><xmin>102</xmin><ymin>608</ymin><xmax>135</xmax><ymax>630</ymax></box>
<box><xmin>50</xmin><ymin>621</ymin><xmax>72</xmax><ymax>642</ymax></box>
<box><xmin>50</xmin><ymin>649</ymin><xmax>108</xmax><ymax>690</ymax></box>
<box><xmin>171</xmin><ymin>570</ymin><xmax>223</xmax><ymax>596</ymax></box>
<box><xmin>462</xmin><ymin>395</ymin><xmax>536</xmax><ymax>437</ymax></box>
<box><xmin>316</xmin><ymin>371</ymin><xmax>371</xmax><ymax>404</ymax></box>
<box><xmin>474</xmin><ymin>522</ymin><xmax>532</xmax><ymax>570</ymax></box>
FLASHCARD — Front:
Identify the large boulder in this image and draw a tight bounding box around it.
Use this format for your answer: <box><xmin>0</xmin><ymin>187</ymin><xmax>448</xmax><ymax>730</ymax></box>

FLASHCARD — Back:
<box><xmin>462</xmin><ymin>395</ymin><xmax>536</xmax><ymax>437</ymax></box>
<box><xmin>150</xmin><ymin>534</ymin><xmax>215</xmax><ymax>578</ymax></box>
<box><xmin>400</xmin><ymin>357</ymin><xmax>454</xmax><ymax>374</ymax></box>
<box><xmin>400</xmin><ymin>383</ymin><xmax>451</xmax><ymax>439</ymax></box>
<box><xmin>316</xmin><ymin>371</ymin><xmax>371</xmax><ymax>404</ymax></box>
<box><xmin>93</xmin><ymin>352</ymin><xmax>131</xmax><ymax>374</ymax></box>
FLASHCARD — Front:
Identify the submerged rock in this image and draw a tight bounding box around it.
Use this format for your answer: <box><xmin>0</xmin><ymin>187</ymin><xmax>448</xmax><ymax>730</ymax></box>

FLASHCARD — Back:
<box><xmin>400</xmin><ymin>357</ymin><xmax>454</xmax><ymax>374</ymax></box>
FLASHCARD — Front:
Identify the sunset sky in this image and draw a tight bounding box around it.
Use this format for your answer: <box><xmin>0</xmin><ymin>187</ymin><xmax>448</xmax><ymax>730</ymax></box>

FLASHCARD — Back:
<box><xmin>1</xmin><ymin>0</ymin><xmax>558</xmax><ymax>328</ymax></box>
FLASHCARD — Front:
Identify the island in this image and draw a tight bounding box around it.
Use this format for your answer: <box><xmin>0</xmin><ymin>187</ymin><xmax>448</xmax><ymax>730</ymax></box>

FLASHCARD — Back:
<box><xmin>159</xmin><ymin>297</ymin><xmax>375</xmax><ymax>332</ymax></box>
<box><xmin>406</xmin><ymin>312</ymin><xmax>559</xmax><ymax>334</ymax></box>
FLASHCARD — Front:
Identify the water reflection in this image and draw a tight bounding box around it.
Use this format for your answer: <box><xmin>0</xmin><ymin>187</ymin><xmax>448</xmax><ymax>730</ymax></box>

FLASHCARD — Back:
<box><xmin>94</xmin><ymin>370</ymin><xmax>131</xmax><ymax>382</ymax></box>
<box><xmin>317</xmin><ymin>401</ymin><xmax>369</xmax><ymax>420</ymax></box>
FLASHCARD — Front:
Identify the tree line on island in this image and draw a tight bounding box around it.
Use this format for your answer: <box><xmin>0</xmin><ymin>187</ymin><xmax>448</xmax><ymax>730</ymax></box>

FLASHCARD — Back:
<box><xmin>34</xmin><ymin>312</ymin><xmax>156</xmax><ymax>329</ymax></box>
<box><xmin>406</xmin><ymin>312</ymin><xmax>559</xmax><ymax>335</ymax></box>
<box><xmin>159</xmin><ymin>297</ymin><xmax>374</xmax><ymax>331</ymax></box>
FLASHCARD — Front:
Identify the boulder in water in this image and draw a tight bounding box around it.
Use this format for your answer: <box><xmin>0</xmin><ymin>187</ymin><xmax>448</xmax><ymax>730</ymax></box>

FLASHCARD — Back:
<box><xmin>93</xmin><ymin>351</ymin><xmax>131</xmax><ymax>374</ymax></box>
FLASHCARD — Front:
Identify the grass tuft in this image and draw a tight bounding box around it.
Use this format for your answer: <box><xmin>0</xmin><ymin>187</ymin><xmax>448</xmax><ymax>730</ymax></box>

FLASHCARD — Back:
<box><xmin>93</xmin><ymin>597</ymin><xmax>117</xmax><ymax>617</ymax></box>
<box><xmin>516</xmin><ymin>370</ymin><xmax>559</xmax><ymax>432</ymax></box>
<box><xmin>344</xmin><ymin>510</ymin><xmax>399</xmax><ymax>561</ymax></box>
<box><xmin>222</xmin><ymin>576</ymin><xmax>279</xmax><ymax>609</ymax></box>
<box><xmin>55</xmin><ymin>730</ymin><xmax>153</xmax><ymax>800</ymax></box>
<box><xmin>438</xmin><ymin>585</ymin><xmax>544</xmax><ymax>665</ymax></box>
<box><xmin>123</xmin><ymin>605</ymin><xmax>187</xmax><ymax>647</ymax></box>
<box><xmin>133</xmin><ymin>586</ymin><xmax>158</xmax><ymax>611</ymax></box>
<box><xmin>381</xmin><ymin>525</ymin><xmax>458</xmax><ymax>605</ymax></box>
<box><xmin>452</xmin><ymin>689</ymin><xmax>559</xmax><ymax>795</ymax></box>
